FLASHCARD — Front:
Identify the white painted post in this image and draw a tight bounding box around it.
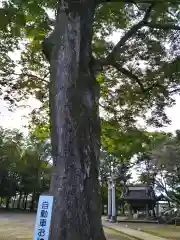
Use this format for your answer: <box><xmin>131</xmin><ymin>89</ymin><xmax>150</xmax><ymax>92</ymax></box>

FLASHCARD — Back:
<box><xmin>107</xmin><ymin>181</ymin><xmax>112</xmax><ymax>220</ymax></box>
<box><xmin>111</xmin><ymin>182</ymin><xmax>117</xmax><ymax>222</ymax></box>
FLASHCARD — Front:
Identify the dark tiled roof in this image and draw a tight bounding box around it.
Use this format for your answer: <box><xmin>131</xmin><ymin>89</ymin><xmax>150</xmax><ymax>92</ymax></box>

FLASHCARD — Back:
<box><xmin>120</xmin><ymin>185</ymin><xmax>156</xmax><ymax>201</ymax></box>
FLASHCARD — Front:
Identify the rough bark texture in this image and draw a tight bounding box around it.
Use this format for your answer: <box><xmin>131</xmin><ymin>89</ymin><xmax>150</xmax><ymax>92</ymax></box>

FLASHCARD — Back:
<box><xmin>6</xmin><ymin>196</ymin><xmax>10</xmax><ymax>209</ymax></box>
<box><xmin>30</xmin><ymin>188</ymin><xmax>36</xmax><ymax>211</ymax></box>
<box><xmin>17</xmin><ymin>191</ymin><xmax>22</xmax><ymax>209</ymax></box>
<box><xmin>49</xmin><ymin>1</ymin><xmax>105</xmax><ymax>240</ymax></box>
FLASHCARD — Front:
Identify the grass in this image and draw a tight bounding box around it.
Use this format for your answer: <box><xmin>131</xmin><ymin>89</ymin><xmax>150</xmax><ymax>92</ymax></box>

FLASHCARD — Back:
<box><xmin>139</xmin><ymin>227</ymin><xmax>180</xmax><ymax>240</ymax></box>
<box><xmin>104</xmin><ymin>227</ymin><xmax>140</xmax><ymax>240</ymax></box>
<box><xmin>126</xmin><ymin>223</ymin><xmax>180</xmax><ymax>240</ymax></box>
<box><xmin>104</xmin><ymin>228</ymin><xmax>138</xmax><ymax>240</ymax></box>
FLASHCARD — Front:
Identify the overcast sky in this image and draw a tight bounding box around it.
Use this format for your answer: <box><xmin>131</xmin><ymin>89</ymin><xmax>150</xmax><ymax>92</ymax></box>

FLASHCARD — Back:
<box><xmin>0</xmin><ymin>94</ymin><xmax>180</xmax><ymax>134</ymax></box>
<box><xmin>0</xmin><ymin>97</ymin><xmax>41</xmax><ymax>134</ymax></box>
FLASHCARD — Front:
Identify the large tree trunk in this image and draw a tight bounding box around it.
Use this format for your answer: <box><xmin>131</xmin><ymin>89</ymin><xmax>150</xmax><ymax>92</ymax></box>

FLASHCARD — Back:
<box><xmin>49</xmin><ymin>1</ymin><xmax>105</xmax><ymax>240</ymax></box>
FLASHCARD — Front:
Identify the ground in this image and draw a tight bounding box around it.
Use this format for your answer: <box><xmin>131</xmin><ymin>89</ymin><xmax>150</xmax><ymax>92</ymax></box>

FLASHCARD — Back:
<box><xmin>119</xmin><ymin>222</ymin><xmax>180</xmax><ymax>240</ymax></box>
<box><xmin>0</xmin><ymin>212</ymin><xmax>133</xmax><ymax>240</ymax></box>
<box><xmin>104</xmin><ymin>228</ymin><xmax>136</xmax><ymax>240</ymax></box>
<box><xmin>0</xmin><ymin>212</ymin><xmax>180</xmax><ymax>240</ymax></box>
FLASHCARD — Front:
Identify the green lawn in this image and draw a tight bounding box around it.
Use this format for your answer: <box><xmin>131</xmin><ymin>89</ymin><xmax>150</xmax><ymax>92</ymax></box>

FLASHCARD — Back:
<box><xmin>139</xmin><ymin>226</ymin><xmax>180</xmax><ymax>240</ymax></box>
<box><xmin>122</xmin><ymin>222</ymin><xmax>180</xmax><ymax>240</ymax></box>
<box><xmin>104</xmin><ymin>228</ymin><xmax>137</xmax><ymax>240</ymax></box>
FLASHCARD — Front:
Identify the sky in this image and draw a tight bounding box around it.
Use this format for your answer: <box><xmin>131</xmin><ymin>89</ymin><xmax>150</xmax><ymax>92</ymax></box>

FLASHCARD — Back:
<box><xmin>0</xmin><ymin>97</ymin><xmax>41</xmax><ymax>134</ymax></box>
<box><xmin>140</xmin><ymin>94</ymin><xmax>180</xmax><ymax>133</ymax></box>
<box><xmin>0</xmin><ymin>93</ymin><xmax>180</xmax><ymax>134</ymax></box>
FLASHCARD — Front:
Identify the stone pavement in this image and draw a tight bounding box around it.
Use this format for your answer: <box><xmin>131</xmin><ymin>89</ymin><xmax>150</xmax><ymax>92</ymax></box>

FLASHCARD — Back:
<box><xmin>102</xmin><ymin>219</ymin><xmax>168</xmax><ymax>240</ymax></box>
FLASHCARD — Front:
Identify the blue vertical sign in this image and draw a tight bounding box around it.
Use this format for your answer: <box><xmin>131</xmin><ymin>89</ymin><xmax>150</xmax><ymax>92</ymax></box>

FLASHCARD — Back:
<box><xmin>34</xmin><ymin>195</ymin><xmax>54</xmax><ymax>240</ymax></box>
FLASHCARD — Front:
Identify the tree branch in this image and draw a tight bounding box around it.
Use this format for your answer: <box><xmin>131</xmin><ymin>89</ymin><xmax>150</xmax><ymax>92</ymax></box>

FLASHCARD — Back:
<box><xmin>102</xmin><ymin>2</ymin><xmax>155</xmax><ymax>63</ymax></box>
<box><xmin>112</xmin><ymin>62</ymin><xmax>145</xmax><ymax>91</ymax></box>
<box><xmin>12</xmin><ymin>72</ymin><xmax>49</xmax><ymax>84</ymax></box>
<box><xmin>169</xmin><ymin>88</ymin><xmax>180</xmax><ymax>94</ymax></box>
<box><xmin>97</xmin><ymin>0</ymin><xmax>155</xmax><ymax>4</ymax></box>
<box><xmin>145</xmin><ymin>22</ymin><xmax>180</xmax><ymax>30</ymax></box>
<box><xmin>106</xmin><ymin>23</ymin><xmax>143</xmax><ymax>62</ymax></box>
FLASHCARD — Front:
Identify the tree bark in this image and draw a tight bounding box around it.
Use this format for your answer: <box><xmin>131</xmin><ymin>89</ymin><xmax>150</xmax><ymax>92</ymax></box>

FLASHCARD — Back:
<box><xmin>101</xmin><ymin>185</ymin><xmax>105</xmax><ymax>215</ymax></box>
<box><xmin>17</xmin><ymin>192</ymin><xmax>22</xmax><ymax>209</ymax></box>
<box><xmin>6</xmin><ymin>196</ymin><xmax>10</xmax><ymax>209</ymax></box>
<box><xmin>49</xmin><ymin>1</ymin><xmax>105</xmax><ymax>240</ymax></box>
<box><xmin>24</xmin><ymin>194</ymin><xmax>28</xmax><ymax>210</ymax></box>
<box><xmin>122</xmin><ymin>203</ymin><xmax>125</xmax><ymax>215</ymax></box>
<box><xmin>0</xmin><ymin>197</ymin><xmax>3</xmax><ymax>207</ymax></box>
<box><xmin>22</xmin><ymin>194</ymin><xmax>26</xmax><ymax>209</ymax></box>
<box><xmin>12</xmin><ymin>198</ymin><xmax>16</xmax><ymax>209</ymax></box>
<box><xmin>30</xmin><ymin>189</ymin><xmax>36</xmax><ymax>212</ymax></box>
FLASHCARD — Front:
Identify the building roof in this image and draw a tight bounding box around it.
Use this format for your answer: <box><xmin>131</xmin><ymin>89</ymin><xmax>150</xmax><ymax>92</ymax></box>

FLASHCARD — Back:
<box><xmin>120</xmin><ymin>184</ymin><xmax>156</xmax><ymax>201</ymax></box>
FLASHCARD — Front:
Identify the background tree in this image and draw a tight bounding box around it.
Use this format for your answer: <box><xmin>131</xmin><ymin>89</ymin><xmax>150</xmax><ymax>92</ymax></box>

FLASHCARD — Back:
<box><xmin>0</xmin><ymin>127</ymin><xmax>52</xmax><ymax>210</ymax></box>
<box><xmin>151</xmin><ymin>130</ymin><xmax>180</xmax><ymax>205</ymax></box>
<box><xmin>17</xmin><ymin>137</ymin><xmax>51</xmax><ymax>211</ymax></box>
<box><xmin>134</xmin><ymin>130</ymin><xmax>180</xmax><ymax>207</ymax></box>
<box><xmin>0</xmin><ymin>128</ymin><xmax>23</xmax><ymax>208</ymax></box>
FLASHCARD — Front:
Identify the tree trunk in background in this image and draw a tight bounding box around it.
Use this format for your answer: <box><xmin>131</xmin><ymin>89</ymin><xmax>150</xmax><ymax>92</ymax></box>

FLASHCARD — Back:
<box><xmin>24</xmin><ymin>194</ymin><xmax>28</xmax><ymax>210</ymax></box>
<box><xmin>101</xmin><ymin>184</ymin><xmax>105</xmax><ymax>215</ymax></box>
<box><xmin>6</xmin><ymin>196</ymin><xmax>10</xmax><ymax>209</ymax></box>
<box><xmin>17</xmin><ymin>192</ymin><xmax>22</xmax><ymax>209</ymax></box>
<box><xmin>22</xmin><ymin>194</ymin><xmax>26</xmax><ymax>209</ymax></box>
<box><xmin>0</xmin><ymin>197</ymin><xmax>3</xmax><ymax>207</ymax></box>
<box><xmin>30</xmin><ymin>190</ymin><xmax>36</xmax><ymax>211</ymax></box>
<box><xmin>49</xmin><ymin>1</ymin><xmax>105</xmax><ymax>240</ymax></box>
<box><xmin>12</xmin><ymin>198</ymin><xmax>16</xmax><ymax>209</ymax></box>
<box><xmin>122</xmin><ymin>204</ymin><xmax>125</xmax><ymax>215</ymax></box>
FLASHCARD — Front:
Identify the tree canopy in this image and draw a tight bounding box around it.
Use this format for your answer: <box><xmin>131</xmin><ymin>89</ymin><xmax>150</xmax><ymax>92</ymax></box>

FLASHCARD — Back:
<box><xmin>1</xmin><ymin>0</ymin><xmax>180</xmax><ymax>166</ymax></box>
<box><xmin>0</xmin><ymin>1</ymin><xmax>180</xmax><ymax>239</ymax></box>
<box><xmin>0</xmin><ymin>0</ymin><xmax>180</xmax><ymax>128</ymax></box>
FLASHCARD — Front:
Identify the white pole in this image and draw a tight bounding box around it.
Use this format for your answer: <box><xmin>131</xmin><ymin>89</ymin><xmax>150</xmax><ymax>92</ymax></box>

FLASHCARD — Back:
<box><xmin>107</xmin><ymin>181</ymin><xmax>112</xmax><ymax>219</ymax></box>
<box><xmin>111</xmin><ymin>181</ymin><xmax>117</xmax><ymax>222</ymax></box>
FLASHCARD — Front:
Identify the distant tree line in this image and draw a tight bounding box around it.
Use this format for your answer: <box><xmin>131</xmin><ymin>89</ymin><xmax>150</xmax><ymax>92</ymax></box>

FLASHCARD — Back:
<box><xmin>1</xmin><ymin>124</ymin><xmax>180</xmax><ymax>212</ymax></box>
<box><xmin>0</xmin><ymin>127</ymin><xmax>52</xmax><ymax>211</ymax></box>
